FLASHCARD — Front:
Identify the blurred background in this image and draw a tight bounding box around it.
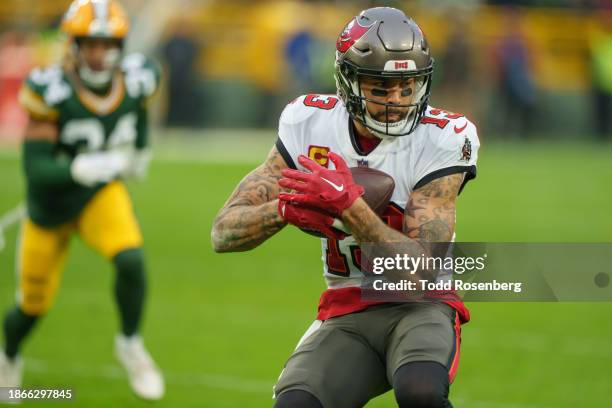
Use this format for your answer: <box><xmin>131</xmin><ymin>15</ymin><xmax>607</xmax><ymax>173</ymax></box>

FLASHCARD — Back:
<box><xmin>1</xmin><ymin>0</ymin><xmax>612</xmax><ymax>139</ymax></box>
<box><xmin>0</xmin><ymin>1</ymin><xmax>611</xmax><ymax>407</ymax></box>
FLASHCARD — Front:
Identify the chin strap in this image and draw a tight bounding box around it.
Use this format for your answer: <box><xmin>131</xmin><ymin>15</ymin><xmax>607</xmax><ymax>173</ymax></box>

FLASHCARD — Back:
<box><xmin>78</xmin><ymin>65</ymin><xmax>114</xmax><ymax>89</ymax></box>
<box><xmin>364</xmin><ymin>111</ymin><xmax>411</xmax><ymax>139</ymax></box>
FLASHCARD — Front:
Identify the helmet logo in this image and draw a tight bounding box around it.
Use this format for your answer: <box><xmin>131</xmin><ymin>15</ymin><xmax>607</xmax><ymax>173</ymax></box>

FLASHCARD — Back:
<box><xmin>336</xmin><ymin>18</ymin><xmax>375</xmax><ymax>54</ymax></box>
<box><xmin>383</xmin><ymin>60</ymin><xmax>417</xmax><ymax>71</ymax></box>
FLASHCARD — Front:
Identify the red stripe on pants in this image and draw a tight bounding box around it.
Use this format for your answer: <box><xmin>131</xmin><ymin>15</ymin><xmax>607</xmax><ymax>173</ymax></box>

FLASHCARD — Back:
<box><xmin>448</xmin><ymin>313</ymin><xmax>462</xmax><ymax>384</ymax></box>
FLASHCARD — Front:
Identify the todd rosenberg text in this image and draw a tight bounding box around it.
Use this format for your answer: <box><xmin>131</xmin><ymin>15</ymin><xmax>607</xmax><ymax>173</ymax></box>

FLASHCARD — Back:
<box><xmin>372</xmin><ymin>279</ymin><xmax>523</xmax><ymax>293</ymax></box>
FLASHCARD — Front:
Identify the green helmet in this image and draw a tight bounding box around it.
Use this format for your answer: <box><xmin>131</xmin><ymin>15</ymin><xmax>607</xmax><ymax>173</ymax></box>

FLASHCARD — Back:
<box><xmin>334</xmin><ymin>7</ymin><xmax>434</xmax><ymax>138</ymax></box>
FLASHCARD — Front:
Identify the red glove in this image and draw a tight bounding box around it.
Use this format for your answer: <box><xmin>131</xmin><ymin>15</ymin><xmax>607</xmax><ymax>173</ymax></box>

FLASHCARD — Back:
<box><xmin>278</xmin><ymin>198</ymin><xmax>347</xmax><ymax>240</ymax></box>
<box><xmin>278</xmin><ymin>152</ymin><xmax>364</xmax><ymax>217</ymax></box>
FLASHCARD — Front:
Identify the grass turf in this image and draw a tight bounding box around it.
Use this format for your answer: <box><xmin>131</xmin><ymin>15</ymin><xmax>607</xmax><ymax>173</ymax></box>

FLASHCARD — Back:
<box><xmin>0</xmin><ymin>140</ymin><xmax>611</xmax><ymax>407</ymax></box>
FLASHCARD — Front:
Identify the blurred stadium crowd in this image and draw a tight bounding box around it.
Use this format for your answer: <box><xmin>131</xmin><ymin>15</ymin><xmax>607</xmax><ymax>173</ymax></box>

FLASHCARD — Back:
<box><xmin>1</xmin><ymin>0</ymin><xmax>612</xmax><ymax>140</ymax></box>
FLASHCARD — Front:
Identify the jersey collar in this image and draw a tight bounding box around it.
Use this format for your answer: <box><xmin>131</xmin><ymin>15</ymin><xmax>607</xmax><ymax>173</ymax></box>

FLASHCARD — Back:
<box><xmin>346</xmin><ymin>117</ymin><xmax>395</xmax><ymax>159</ymax></box>
<box><xmin>71</xmin><ymin>70</ymin><xmax>125</xmax><ymax>116</ymax></box>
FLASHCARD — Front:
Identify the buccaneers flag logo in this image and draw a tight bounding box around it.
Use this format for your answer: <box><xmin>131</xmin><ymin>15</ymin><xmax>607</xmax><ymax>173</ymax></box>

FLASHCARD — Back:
<box><xmin>336</xmin><ymin>18</ymin><xmax>375</xmax><ymax>54</ymax></box>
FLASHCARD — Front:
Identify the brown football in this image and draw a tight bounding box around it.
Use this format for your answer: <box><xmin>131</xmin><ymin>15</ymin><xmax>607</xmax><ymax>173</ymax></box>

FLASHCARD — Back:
<box><xmin>351</xmin><ymin>167</ymin><xmax>395</xmax><ymax>216</ymax></box>
<box><xmin>300</xmin><ymin>167</ymin><xmax>395</xmax><ymax>237</ymax></box>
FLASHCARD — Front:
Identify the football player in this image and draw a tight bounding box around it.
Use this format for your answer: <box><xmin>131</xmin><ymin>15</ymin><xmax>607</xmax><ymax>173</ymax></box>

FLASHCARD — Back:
<box><xmin>212</xmin><ymin>7</ymin><xmax>479</xmax><ymax>408</ymax></box>
<box><xmin>0</xmin><ymin>0</ymin><xmax>164</xmax><ymax>401</ymax></box>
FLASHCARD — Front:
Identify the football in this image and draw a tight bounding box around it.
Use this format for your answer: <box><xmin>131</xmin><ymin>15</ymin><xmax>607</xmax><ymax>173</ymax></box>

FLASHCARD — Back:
<box><xmin>301</xmin><ymin>167</ymin><xmax>395</xmax><ymax>237</ymax></box>
<box><xmin>351</xmin><ymin>167</ymin><xmax>396</xmax><ymax>216</ymax></box>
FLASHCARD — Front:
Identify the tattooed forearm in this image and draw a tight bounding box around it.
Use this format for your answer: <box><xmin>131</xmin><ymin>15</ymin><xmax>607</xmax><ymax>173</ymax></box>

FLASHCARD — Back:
<box><xmin>342</xmin><ymin>174</ymin><xmax>463</xmax><ymax>282</ymax></box>
<box><xmin>211</xmin><ymin>147</ymin><xmax>288</xmax><ymax>252</ymax></box>
<box><xmin>405</xmin><ymin>173</ymin><xmax>464</xmax><ymax>245</ymax></box>
<box><xmin>341</xmin><ymin>173</ymin><xmax>464</xmax><ymax>281</ymax></box>
<box><xmin>342</xmin><ymin>198</ymin><xmax>407</xmax><ymax>244</ymax></box>
<box><xmin>212</xmin><ymin>200</ymin><xmax>285</xmax><ymax>252</ymax></box>
<box><xmin>342</xmin><ymin>197</ymin><xmax>435</xmax><ymax>283</ymax></box>
<box><xmin>343</xmin><ymin>174</ymin><xmax>463</xmax><ymax>245</ymax></box>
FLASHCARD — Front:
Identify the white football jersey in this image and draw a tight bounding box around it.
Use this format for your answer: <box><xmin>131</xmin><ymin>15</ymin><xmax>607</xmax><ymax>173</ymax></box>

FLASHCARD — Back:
<box><xmin>277</xmin><ymin>94</ymin><xmax>480</xmax><ymax>291</ymax></box>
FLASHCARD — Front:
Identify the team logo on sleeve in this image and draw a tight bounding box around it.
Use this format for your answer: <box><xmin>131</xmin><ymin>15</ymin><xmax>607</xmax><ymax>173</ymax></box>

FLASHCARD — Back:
<box><xmin>308</xmin><ymin>145</ymin><xmax>330</xmax><ymax>167</ymax></box>
<box><xmin>460</xmin><ymin>137</ymin><xmax>472</xmax><ymax>162</ymax></box>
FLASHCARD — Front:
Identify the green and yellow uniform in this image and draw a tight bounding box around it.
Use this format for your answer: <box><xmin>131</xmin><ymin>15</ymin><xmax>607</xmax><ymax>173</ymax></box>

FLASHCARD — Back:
<box><xmin>17</xmin><ymin>54</ymin><xmax>160</xmax><ymax>315</ymax></box>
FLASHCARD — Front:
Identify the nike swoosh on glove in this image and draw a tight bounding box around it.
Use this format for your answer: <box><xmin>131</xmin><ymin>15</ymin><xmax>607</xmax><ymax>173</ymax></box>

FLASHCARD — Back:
<box><xmin>278</xmin><ymin>152</ymin><xmax>364</xmax><ymax>217</ymax></box>
<box><xmin>278</xmin><ymin>198</ymin><xmax>347</xmax><ymax>240</ymax></box>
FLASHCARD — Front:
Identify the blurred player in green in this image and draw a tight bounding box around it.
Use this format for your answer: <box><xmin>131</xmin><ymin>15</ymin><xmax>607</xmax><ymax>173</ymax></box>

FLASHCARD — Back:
<box><xmin>0</xmin><ymin>0</ymin><xmax>164</xmax><ymax>401</ymax></box>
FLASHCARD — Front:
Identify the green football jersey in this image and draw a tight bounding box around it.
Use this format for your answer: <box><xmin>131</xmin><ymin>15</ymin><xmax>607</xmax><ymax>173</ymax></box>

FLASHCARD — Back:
<box><xmin>19</xmin><ymin>53</ymin><xmax>160</xmax><ymax>227</ymax></box>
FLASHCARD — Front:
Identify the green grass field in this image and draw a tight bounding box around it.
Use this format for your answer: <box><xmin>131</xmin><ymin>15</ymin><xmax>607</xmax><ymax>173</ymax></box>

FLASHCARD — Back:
<box><xmin>1</xmin><ymin>138</ymin><xmax>611</xmax><ymax>407</ymax></box>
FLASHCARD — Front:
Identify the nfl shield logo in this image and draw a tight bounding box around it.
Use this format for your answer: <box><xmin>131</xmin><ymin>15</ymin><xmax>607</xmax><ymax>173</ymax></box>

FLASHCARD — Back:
<box><xmin>357</xmin><ymin>159</ymin><xmax>369</xmax><ymax>167</ymax></box>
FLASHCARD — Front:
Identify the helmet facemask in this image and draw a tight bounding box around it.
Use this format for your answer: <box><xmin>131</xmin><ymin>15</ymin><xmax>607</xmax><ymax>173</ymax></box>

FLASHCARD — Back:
<box><xmin>335</xmin><ymin>58</ymin><xmax>433</xmax><ymax>139</ymax></box>
<box><xmin>72</xmin><ymin>37</ymin><xmax>123</xmax><ymax>90</ymax></box>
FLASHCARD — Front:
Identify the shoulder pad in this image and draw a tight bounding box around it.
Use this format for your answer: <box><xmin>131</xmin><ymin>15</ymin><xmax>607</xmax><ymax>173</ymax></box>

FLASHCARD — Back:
<box><xmin>423</xmin><ymin>109</ymin><xmax>480</xmax><ymax>168</ymax></box>
<box><xmin>122</xmin><ymin>53</ymin><xmax>161</xmax><ymax>99</ymax></box>
<box><xmin>20</xmin><ymin>65</ymin><xmax>70</xmax><ymax>120</ymax></box>
<box><xmin>280</xmin><ymin>94</ymin><xmax>341</xmax><ymax>126</ymax></box>
<box><xmin>421</xmin><ymin>108</ymin><xmax>477</xmax><ymax>148</ymax></box>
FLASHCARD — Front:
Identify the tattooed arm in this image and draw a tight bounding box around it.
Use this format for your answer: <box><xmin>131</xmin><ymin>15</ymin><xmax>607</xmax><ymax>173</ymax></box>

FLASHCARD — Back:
<box><xmin>211</xmin><ymin>146</ymin><xmax>288</xmax><ymax>253</ymax></box>
<box><xmin>342</xmin><ymin>173</ymin><xmax>464</xmax><ymax>250</ymax></box>
<box><xmin>341</xmin><ymin>173</ymin><xmax>464</xmax><ymax>281</ymax></box>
